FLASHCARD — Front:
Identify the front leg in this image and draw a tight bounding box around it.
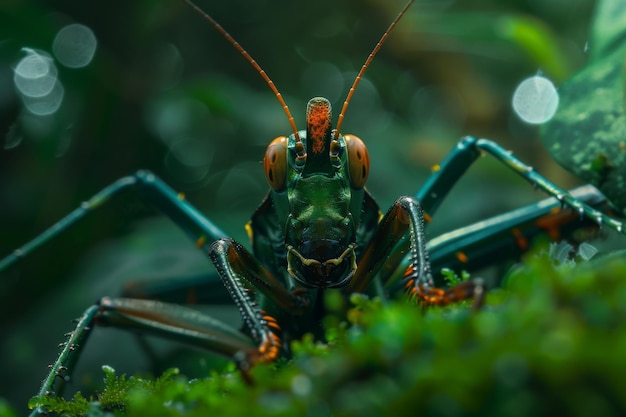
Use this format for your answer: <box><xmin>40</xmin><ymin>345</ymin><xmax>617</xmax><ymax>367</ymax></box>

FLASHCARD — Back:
<box><xmin>209</xmin><ymin>238</ymin><xmax>309</xmax><ymax>374</ymax></box>
<box><xmin>29</xmin><ymin>299</ymin><xmax>259</xmax><ymax>416</ymax></box>
<box><xmin>418</xmin><ymin>137</ymin><xmax>624</xmax><ymax>235</ymax></box>
<box><xmin>347</xmin><ymin>196</ymin><xmax>483</xmax><ymax>308</ymax></box>
<box><xmin>348</xmin><ymin>197</ymin><xmax>431</xmax><ymax>293</ymax></box>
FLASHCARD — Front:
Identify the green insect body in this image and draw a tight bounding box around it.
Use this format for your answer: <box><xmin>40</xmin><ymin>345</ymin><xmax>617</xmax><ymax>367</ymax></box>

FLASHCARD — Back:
<box><xmin>264</xmin><ymin>100</ymin><xmax>365</xmax><ymax>288</ymax></box>
<box><xmin>244</xmin><ymin>98</ymin><xmax>380</xmax><ymax>345</ymax></box>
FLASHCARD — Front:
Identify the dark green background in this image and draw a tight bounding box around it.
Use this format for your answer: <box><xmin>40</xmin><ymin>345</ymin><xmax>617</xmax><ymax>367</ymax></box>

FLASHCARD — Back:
<box><xmin>0</xmin><ymin>0</ymin><xmax>597</xmax><ymax>413</ymax></box>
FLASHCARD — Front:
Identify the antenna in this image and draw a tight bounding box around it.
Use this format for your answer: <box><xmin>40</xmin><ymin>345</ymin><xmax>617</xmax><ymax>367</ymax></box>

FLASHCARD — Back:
<box><xmin>180</xmin><ymin>0</ymin><xmax>301</xmax><ymax>143</ymax></box>
<box><xmin>334</xmin><ymin>0</ymin><xmax>414</xmax><ymax>140</ymax></box>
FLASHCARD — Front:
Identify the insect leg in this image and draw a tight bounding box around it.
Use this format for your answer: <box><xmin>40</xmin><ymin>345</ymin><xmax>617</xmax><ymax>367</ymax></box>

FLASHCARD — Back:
<box><xmin>347</xmin><ymin>197</ymin><xmax>429</xmax><ymax>294</ymax></box>
<box><xmin>29</xmin><ymin>305</ymin><xmax>99</xmax><ymax>417</ymax></box>
<box><xmin>347</xmin><ymin>196</ymin><xmax>484</xmax><ymax>307</ymax></box>
<box><xmin>209</xmin><ymin>238</ymin><xmax>309</xmax><ymax>374</ymax></box>
<box><xmin>95</xmin><ymin>297</ymin><xmax>258</xmax><ymax>368</ymax></box>
<box><xmin>417</xmin><ymin>136</ymin><xmax>624</xmax><ymax>235</ymax></box>
<box><xmin>30</xmin><ymin>298</ymin><xmax>258</xmax><ymax>415</ymax></box>
<box><xmin>381</xmin><ymin>184</ymin><xmax>611</xmax><ymax>288</ymax></box>
<box><xmin>0</xmin><ymin>170</ymin><xmax>228</xmax><ymax>272</ymax></box>
<box><xmin>427</xmin><ymin>185</ymin><xmax>610</xmax><ymax>273</ymax></box>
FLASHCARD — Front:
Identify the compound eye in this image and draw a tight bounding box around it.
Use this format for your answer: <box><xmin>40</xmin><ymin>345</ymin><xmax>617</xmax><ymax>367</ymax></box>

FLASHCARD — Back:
<box><xmin>264</xmin><ymin>136</ymin><xmax>288</xmax><ymax>191</ymax></box>
<box><xmin>344</xmin><ymin>134</ymin><xmax>369</xmax><ymax>189</ymax></box>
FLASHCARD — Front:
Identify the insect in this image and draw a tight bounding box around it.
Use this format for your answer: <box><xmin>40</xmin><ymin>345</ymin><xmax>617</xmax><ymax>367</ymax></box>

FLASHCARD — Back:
<box><xmin>3</xmin><ymin>0</ymin><xmax>625</xmax><ymax>415</ymax></box>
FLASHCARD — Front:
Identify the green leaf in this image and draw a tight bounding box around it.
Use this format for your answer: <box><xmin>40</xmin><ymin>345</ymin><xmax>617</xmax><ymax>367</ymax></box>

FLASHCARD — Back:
<box><xmin>590</xmin><ymin>0</ymin><xmax>626</xmax><ymax>60</ymax></box>
<box><xmin>542</xmin><ymin>0</ymin><xmax>626</xmax><ymax>214</ymax></box>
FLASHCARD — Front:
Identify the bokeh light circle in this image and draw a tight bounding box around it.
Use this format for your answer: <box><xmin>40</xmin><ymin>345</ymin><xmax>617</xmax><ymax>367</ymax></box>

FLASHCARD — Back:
<box><xmin>512</xmin><ymin>75</ymin><xmax>559</xmax><ymax>125</ymax></box>
<box><xmin>14</xmin><ymin>49</ymin><xmax>57</xmax><ymax>98</ymax></box>
<box><xmin>52</xmin><ymin>23</ymin><xmax>97</xmax><ymax>68</ymax></box>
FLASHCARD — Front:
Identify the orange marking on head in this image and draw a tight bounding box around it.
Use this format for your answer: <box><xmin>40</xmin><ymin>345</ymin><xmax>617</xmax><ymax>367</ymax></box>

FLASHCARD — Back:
<box><xmin>423</xmin><ymin>212</ymin><xmax>432</xmax><ymax>223</ymax></box>
<box><xmin>456</xmin><ymin>251</ymin><xmax>469</xmax><ymax>263</ymax></box>
<box><xmin>307</xmin><ymin>99</ymin><xmax>332</xmax><ymax>154</ymax></box>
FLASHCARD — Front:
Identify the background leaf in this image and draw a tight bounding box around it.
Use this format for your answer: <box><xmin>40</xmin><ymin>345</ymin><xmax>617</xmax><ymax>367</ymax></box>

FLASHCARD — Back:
<box><xmin>542</xmin><ymin>0</ymin><xmax>626</xmax><ymax>214</ymax></box>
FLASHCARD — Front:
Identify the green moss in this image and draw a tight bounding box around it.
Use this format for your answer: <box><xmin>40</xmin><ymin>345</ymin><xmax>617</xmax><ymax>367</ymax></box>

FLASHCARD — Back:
<box><xmin>29</xmin><ymin>251</ymin><xmax>626</xmax><ymax>416</ymax></box>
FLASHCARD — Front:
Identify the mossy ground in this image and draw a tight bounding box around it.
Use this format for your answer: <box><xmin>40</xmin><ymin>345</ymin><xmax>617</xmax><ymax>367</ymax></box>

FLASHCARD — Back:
<box><xmin>12</xmin><ymin>249</ymin><xmax>626</xmax><ymax>417</ymax></box>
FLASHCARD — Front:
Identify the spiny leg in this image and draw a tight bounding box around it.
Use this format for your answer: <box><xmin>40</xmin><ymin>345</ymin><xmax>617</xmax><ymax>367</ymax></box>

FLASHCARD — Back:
<box><xmin>392</xmin><ymin>136</ymin><xmax>625</xmax><ymax>305</ymax></box>
<box><xmin>381</xmin><ymin>184</ymin><xmax>612</xmax><ymax>288</ymax></box>
<box><xmin>30</xmin><ymin>306</ymin><xmax>99</xmax><ymax>417</ymax></box>
<box><xmin>0</xmin><ymin>170</ymin><xmax>229</xmax><ymax>272</ymax></box>
<box><xmin>208</xmin><ymin>238</ymin><xmax>309</xmax><ymax>376</ymax></box>
<box><xmin>29</xmin><ymin>298</ymin><xmax>259</xmax><ymax>416</ymax></box>
<box><xmin>346</xmin><ymin>196</ymin><xmax>484</xmax><ymax>308</ymax></box>
<box><xmin>426</xmin><ymin>185</ymin><xmax>610</xmax><ymax>272</ymax></box>
<box><xmin>403</xmin><ymin>269</ymin><xmax>484</xmax><ymax>309</ymax></box>
<box><xmin>380</xmin><ymin>137</ymin><xmax>624</xmax><ymax>288</ymax></box>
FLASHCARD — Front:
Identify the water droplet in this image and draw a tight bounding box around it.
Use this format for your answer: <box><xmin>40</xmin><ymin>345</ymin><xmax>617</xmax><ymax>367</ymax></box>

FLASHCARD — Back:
<box><xmin>291</xmin><ymin>374</ymin><xmax>312</xmax><ymax>397</ymax></box>
<box><xmin>549</xmin><ymin>241</ymin><xmax>573</xmax><ymax>265</ymax></box>
<box><xmin>577</xmin><ymin>242</ymin><xmax>598</xmax><ymax>261</ymax></box>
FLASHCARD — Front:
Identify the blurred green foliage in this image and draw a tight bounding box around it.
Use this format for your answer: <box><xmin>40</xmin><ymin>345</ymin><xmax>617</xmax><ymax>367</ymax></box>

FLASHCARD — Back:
<box><xmin>1</xmin><ymin>0</ymin><xmax>622</xmax><ymax>414</ymax></box>
<box><xmin>26</xmin><ymin>250</ymin><xmax>626</xmax><ymax>416</ymax></box>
